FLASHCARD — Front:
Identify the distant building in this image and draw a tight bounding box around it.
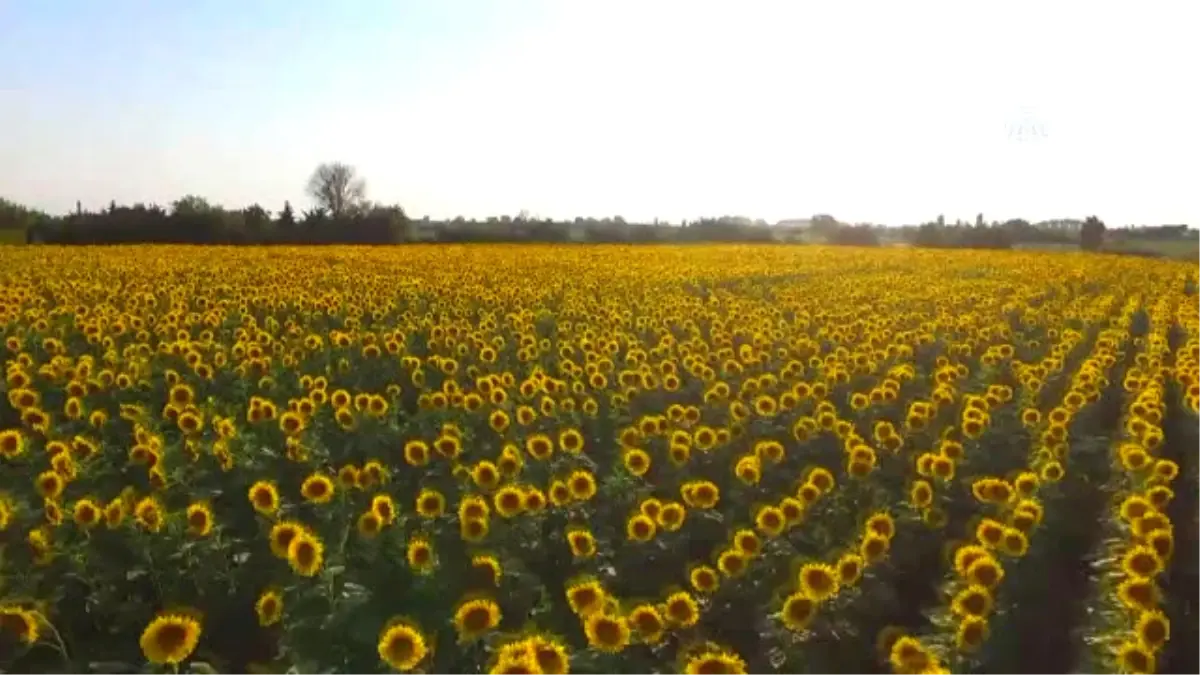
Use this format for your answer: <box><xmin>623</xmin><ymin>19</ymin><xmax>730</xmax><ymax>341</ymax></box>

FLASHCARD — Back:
<box><xmin>1035</xmin><ymin>219</ymin><xmax>1083</xmax><ymax>233</ymax></box>
<box><xmin>772</xmin><ymin>219</ymin><xmax>812</xmax><ymax>243</ymax></box>
<box><xmin>567</xmin><ymin>221</ymin><xmax>588</xmax><ymax>242</ymax></box>
<box><xmin>411</xmin><ymin>218</ymin><xmax>440</xmax><ymax>241</ymax></box>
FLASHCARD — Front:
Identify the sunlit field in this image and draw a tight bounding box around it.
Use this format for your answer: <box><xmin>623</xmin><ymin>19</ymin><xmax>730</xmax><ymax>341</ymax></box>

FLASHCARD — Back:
<box><xmin>0</xmin><ymin>244</ymin><xmax>1196</xmax><ymax>674</ymax></box>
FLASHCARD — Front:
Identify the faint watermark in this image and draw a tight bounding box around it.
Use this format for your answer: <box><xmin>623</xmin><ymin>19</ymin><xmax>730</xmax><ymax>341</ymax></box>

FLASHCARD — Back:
<box><xmin>1006</xmin><ymin>109</ymin><xmax>1048</xmax><ymax>143</ymax></box>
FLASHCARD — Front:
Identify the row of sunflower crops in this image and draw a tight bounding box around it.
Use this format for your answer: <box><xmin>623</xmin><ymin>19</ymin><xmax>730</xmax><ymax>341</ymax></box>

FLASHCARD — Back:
<box><xmin>0</xmin><ymin>244</ymin><xmax>1196</xmax><ymax>674</ymax></box>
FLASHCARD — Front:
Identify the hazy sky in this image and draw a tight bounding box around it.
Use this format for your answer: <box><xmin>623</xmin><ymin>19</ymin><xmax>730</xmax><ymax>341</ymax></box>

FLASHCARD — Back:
<box><xmin>2</xmin><ymin>0</ymin><xmax>1197</xmax><ymax>225</ymax></box>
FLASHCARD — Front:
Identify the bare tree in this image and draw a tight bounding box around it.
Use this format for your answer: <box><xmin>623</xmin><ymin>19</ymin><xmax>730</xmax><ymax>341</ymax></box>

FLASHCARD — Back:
<box><xmin>306</xmin><ymin>162</ymin><xmax>367</xmax><ymax>218</ymax></box>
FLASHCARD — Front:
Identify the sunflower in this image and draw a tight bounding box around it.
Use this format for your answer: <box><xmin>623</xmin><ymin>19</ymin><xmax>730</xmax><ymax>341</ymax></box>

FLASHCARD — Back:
<box><xmin>558</xmin><ymin>428</ymin><xmax>585</xmax><ymax>454</ymax></box>
<box><xmin>1145</xmin><ymin>528</ymin><xmax>1174</xmax><ymax>561</ymax></box>
<box><xmin>1131</xmin><ymin>512</ymin><xmax>1170</xmax><ymax>538</ymax></box>
<box><xmin>888</xmin><ymin>636</ymin><xmax>935</xmax><ymax>674</ymax></box>
<box><xmin>454</xmin><ymin>597</ymin><xmax>502</xmax><ymax>642</ymax></box>
<box><xmin>1134</xmin><ymin>609</ymin><xmax>1169</xmax><ymax>651</ymax></box>
<box><xmin>1121</xmin><ymin>545</ymin><xmax>1164</xmax><ymax>580</ymax></box>
<box><xmin>565</xmin><ymin>578</ymin><xmax>607</xmax><ymax>617</ymax></box>
<box><xmin>657</xmin><ymin>502</ymin><xmax>687</xmax><ymax>531</ymax></box>
<box><xmin>525</xmin><ymin>433</ymin><xmax>554</xmax><ymax>460</ymax></box>
<box><xmin>1013</xmin><ymin>471</ymin><xmax>1040</xmax><ymax>496</ymax></box>
<box><xmin>806</xmin><ymin>466</ymin><xmax>835</xmax><ymax>492</ymax></box>
<box><xmin>950</xmin><ymin>584</ymin><xmax>993</xmax><ymax>618</ymax></box>
<box><xmin>717</xmin><ymin>549</ymin><xmax>749</xmax><ymax>578</ymax></box>
<box><xmin>583</xmin><ymin>613</ymin><xmax>630</xmax><ymax>653</ymax></box>
<box><xmin>626</xmin><ymin>513</ymin><xmax>657</xmax><ymax>542</ymax></box>
<box><xmin>248</xmin><ymin>480</ymin><xmax>280</xmax><ymax>516</ymax></box>
<box><xmin>623</xmin><ymin>448</ymin><xmax>651</xmax><ymax>476</ymax></box>
<box><xmin>837</xmin><ymin>553</ymin><xmax>865</xmax><ymax>586</ymax></box>
<box><xmin>685</xmin><ymin>480</ymin><xmax>720</xmax><ymax>509</ymax></box>
<box><xmin>528</xmin><ymin>635</ymin><xmax>570</xmax><ymax>674</ymax></box>
<box><xmin>1040</xmin><ymin>461</ymin><xmax>1065</xmax><ymax>483</ymax></box>
<box><xmin>403</xmin><ymin>440</ymin><xmax>431</xmax><ymax>467</ymax></box>
<box><xmin>268</xmin><ymin>520</ymin><xmax>307</xmax><ymax>558</ymax></box>
<box><xmin>0</xmin><ymin>429</ymin><xmax>25</xmax><ymax>458</ymax></box>
<box><xmin>362</xmin><ymin>458</ymin><xmax>386</xmax><ymax>485</ymax></box>
<box><xmin>357</xmin><ymin>510</ymin><xmax>384</xmax><ymax>538</ymax></box>
<box><xmin>139</xmin><ymin>612</ymin><xmax>202</xmax><ymax>665</ymax></box>
<box><xmin>472</xmin><ymin>461</ymin><xmax>502</xmax><ymax>490</ymax></box>
<box><xmin>997</xmin><ymin>527</ymin><xmax>1029</xmax><ymax>557</ymax></box>
<box><xmin>72</xmin><ymin>498</ymin><xmax>102</xmax><ymax>529</ymax></box>
<box><xmin>734</xmin><ymin>455</ymin><xmax>761</xmax><ymax>485</ymax></box>
<box><xmin>909</xmin><ymin>480</ymin><xmax>933</xmax><ymax>508</ymax></box>
<box><xmin>487</xmin><ymin>409</ymin><xmax>511</xmax><ymax>433</ymax></box>
<box><xmin>955</xmin><ymin>616</ymin><xmax>989</xmax><ymax>653</ymax></box>
<box><xmin>464</xmin><ymin>554</ymin><xmax>500</xmax><ymax>588</ymax></box>
<box><xmin>628</xmin><ymin>604</ymin><xmax>666</xmax><ymax>644</ymax></box>
<box><xmin>0</xmin><ymin>605</ymin><xmax>41</xmax><ymax>644</ymax></box>
<box><xmin>682</xmin><ymin>648</ymin><xmax>748</xmax><ymax>674</ymax></box>
<box><xmin>43</xmin><ymin>499</ymin><xmax>63</xmax><ymax>527</ymax></box>
<box><xmin>35</xmin><ymin>470</ymin><xmax>64</xmax><ymax>500</ymax></box>
<box><xmin>461</xmin><ymin>517</ymin><xmax>490</xmax><ymax>543</ymax></box>
<box><xmin>407</xmin><ymin>537</ymin><xmax>436</xmax><ymax>573</ymax></box>
<box><xmin>185</xmin><ymin>502</ymin><xmax>214</xmax><ymax>537</ymax></box>
<box><xmin>27</xmin><ymin>527</ymin><xmax>53</xmax><ymax>565</ymax></box>
<box><xmin>566</xmin><ymin>527</ymin><xmax>596</xmax><ymax>559</ymax></box>
<box><xmin>754</xmin><ymin>506</ymin><xmax>786</xmax><ymax>538</ymax></box>
<box><xmin>798</xmin><ymin>563</ymin><xmax>839</xmax><ymax>601</ymax></box>
<box><xmin>300</xmin><ymin>473</ymin><xmax>335</xmax><ymax>504</ymax></box>
<box><xmin>1113</xmin><ymin>640</ymin><xmax>1156</xmax><ymax>674</ymax></box>
<box><xmin>965</xmin><ymin>556</ymin><xmax>1004</xmax><ymax>589</ymax></box>
<box><xmin>639</xmin><ymin>498</ymin><xmax>663</xmax><ymax>520</ymax></box>
<box><xmin>286</xmin><ymin>532</ymin><xmax>325</xmax><ymax>577</ymax></box>
<box><xmin>950</xmin><ymin>540</ymin><xmax>988</xmax><ymax>571</ymax></box>
<box><xmin>548</xmin><ymin>481</ymin><xmax>572</xmax><ymax>506</ymax></box>
<box><xmin>732</xmin><ymin>528</ymin><xmax>763</xmax><ymax>557</ymax></box>
<box><xmin>255</xmin><ymin>589</ymin><xmax>283</xmax><ymax>627</ymax></box>
<box><xmin>668</xmin><ymin>443</ymin><xmax>691</xmax><ymax>466</ymax></box>
<box><xmin>755</xmin><ymin>439</ymin><xmax>785</xmax><ymax>464</ymax></box>
<box><xmin>360</xmin><ymin>491</ymin><xmax>392</xmax><ymax>521</ymax></box>
<box><xmin>103</xmin><ymin>501</ymin><xmax>126</xmax><ymax>528</ymax></box>
<box><xmin>975</xmin><ymin>518</ymin><xmax>1006</xmax><ymax>549</ymax></box>
<box><xmin>1145</xmin><ymin>485</ymin><xmax>1174</xmax><ymax>510</ymax></box>
<box><xmin>490</xmin><ymin>653</ymin><xmax>541</xmax><ymax>674</ymax></box>
<box><xmin>779</xmin><ymin>497</ymin><xmax>805</xmax><ymax>526</ymax></box>
<box><xmin>566</xmin><ymin>470</ymin><xmax>597</xmax><ymax>501</ymax></box>
<box><xmin>1151</xmin><ymin>459</ymin><xmax>1179</xmax><ymax>482</ymax></box>
<box><xmin>411</xmin><ymin>488</ymin><xmax>445</xmax><ymax>518</ymax></box>
<box><xmin>459</xmin><ymin>494</ymin><xmax>491</xmax><ymax>521</ymax></box>
<box><xmin>663</xmin><ymin>591</ymin><xmax>700</xmax><ymax>628</ymax></box>
<box><xmin>1116</xmin><ymin>578</ymin><xmax>1160</xmax><ymax>612</ymax></box>
<box><xmin>494</xmin><ymin>486</ymin><xmax>526</xmax><ymax>518</ymax></box>
<box><xmin>690</xmin><ymin>565</ymin><xmax>721</xmax><ymax>594</ymax></box>
<box><xmin>860</xmin><ymin>534</ymin><xmax>891</xmax><ymax>564</ymax></box>
<box><xmin>779</xmin><ymin>591</ymin><xmax>816</xmax><ymax>631</ymax></box>
<box><xmin>134</xmin><ymin>496</ymin><xmax>165</xmax><ymax>533</ymax></box>
<box><xmin>377</xmin><ymin>619</ymin><xmax>429</xmax><ymax>672</ymax></box>
<box><xmin>866</xmin><ymin>512</ymin><xmax>896</xmax><ymax>540</ymax></box>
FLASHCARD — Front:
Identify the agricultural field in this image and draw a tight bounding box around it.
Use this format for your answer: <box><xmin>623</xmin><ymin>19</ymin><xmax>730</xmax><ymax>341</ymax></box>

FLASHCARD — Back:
<box><xmin>0</xmin><ymin>244</ymin><xmax>1196</xmax><ymax>674</ymax></box>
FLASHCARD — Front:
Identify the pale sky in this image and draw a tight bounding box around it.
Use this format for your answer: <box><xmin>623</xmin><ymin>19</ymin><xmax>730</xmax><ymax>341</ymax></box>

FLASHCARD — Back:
<box><xmin>2</xmin><ymin>0</ymin><xmax>1197</xmax><ymax>226</ymax></box>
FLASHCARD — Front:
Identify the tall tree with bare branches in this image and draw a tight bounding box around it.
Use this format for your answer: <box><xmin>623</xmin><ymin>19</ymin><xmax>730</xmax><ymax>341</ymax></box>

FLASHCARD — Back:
<box><xmin>306</xmin><ymin>162</ymin><xmax>366</xmax><ymax>218</ymax></box>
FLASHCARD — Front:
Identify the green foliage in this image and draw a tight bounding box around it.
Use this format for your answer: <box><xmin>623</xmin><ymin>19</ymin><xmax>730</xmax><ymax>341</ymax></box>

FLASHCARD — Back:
<box><xmin>1081</xmin><ymin>216</ymin><xmax>1106</xmax><ymax>251</ymax></box>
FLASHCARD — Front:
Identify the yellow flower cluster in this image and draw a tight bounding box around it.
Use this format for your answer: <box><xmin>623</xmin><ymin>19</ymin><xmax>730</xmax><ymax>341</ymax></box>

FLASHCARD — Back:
<box><xmin>1085</xmin><ymin>295</ymin><xmax>1183</xmax><ymax>675</ymax></box>
<box><xmin>897</xmin><ymin>294</ymin><xmax>1142</xmax><ymax>669</ymax></box>
<box><xmin>0</xmin><ymin>244</ymin><xmax>1194</xmax><ymax>674</ymax></box>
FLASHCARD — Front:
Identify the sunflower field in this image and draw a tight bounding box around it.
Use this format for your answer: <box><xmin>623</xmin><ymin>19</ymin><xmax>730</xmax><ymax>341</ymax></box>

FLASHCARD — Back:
<box><xmin>0</xmin><ymin>244</ymin><xmax>1196</xmax><ymax>674</ymax></box>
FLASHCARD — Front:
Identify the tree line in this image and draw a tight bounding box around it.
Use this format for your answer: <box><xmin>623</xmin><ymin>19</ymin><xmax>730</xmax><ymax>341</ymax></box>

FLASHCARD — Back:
<box><xmin>904</xmin><ymin>214</ymin><xmax>1109</xmax><ymax>251</ymax></box>
<box><xmin>1</xmin><ymin>162</ymin><xmax>1190</xmax><ymax>250</ymax></box>
<box><xmin>0</xmin><ymin>162</ymin><xmax>804</xmax><ymax>245</ymax></box>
